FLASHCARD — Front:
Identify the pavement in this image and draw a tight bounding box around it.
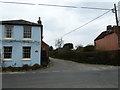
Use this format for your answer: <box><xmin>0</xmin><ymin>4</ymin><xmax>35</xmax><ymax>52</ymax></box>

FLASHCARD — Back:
<box><xmin>2</xmin><ymin>57</ymin><xmax>119</xmax><ymax>88</ymax></box>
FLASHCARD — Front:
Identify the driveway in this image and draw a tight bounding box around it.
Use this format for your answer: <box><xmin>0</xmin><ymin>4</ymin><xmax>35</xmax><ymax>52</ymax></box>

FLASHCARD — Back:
<box><xmin>2</xmin><ymin>57</ymin><xmax>119</xmax><ymax>88</ymax></box>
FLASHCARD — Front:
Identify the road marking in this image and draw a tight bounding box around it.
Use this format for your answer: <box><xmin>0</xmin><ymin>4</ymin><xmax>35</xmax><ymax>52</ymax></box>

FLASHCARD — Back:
<box><xmin>2</xmin><ymin>72</ymin><xmax>26</xmax><ymax>74</ymax></box>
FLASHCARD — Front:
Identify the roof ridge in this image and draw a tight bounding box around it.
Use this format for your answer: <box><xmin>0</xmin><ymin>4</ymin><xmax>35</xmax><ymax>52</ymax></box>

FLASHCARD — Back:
<box><xmin>0</xmin><ymin>19</ymin><xmax>42</xmax><ymax>26</ymax></box>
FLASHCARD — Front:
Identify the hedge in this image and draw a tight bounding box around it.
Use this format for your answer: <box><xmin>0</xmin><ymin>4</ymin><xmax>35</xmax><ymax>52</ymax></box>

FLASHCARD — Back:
<box><xmin>52</xmin><ymin>50</ymin><xmax>120</xmax><ymax>66</ymax></box>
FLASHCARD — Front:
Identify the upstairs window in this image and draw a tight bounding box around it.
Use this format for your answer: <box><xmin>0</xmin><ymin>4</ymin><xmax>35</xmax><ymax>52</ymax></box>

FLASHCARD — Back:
<box><xmin>5</xmin><ymin>25</ymin><xmax>13</xmax><ymax>38</ymax></box>
<box><xmin>4</xmin><ymin>47</ymin><xmax>12</xmax><ymax>59</ymax></box>
<box><xmin>23</xmin><ymin>26</ymin><xmax>32</xmax><ymax>38</ymax></box>
<box><xmin>23</xmin><ymin>47</ymin><xmax>31</xmax><ymax>58</ymax></box>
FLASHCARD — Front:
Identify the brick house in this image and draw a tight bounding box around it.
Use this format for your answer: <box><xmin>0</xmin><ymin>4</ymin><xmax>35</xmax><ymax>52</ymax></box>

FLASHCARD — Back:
<box><xmin>94</xmin><ymin>25</ymin><xmax>120</xmax><ymax>51</ymax></box>
<box><xmin>41</xmin><ymin>41</ymin><xmax>49</xmax><ymax>57</ymax></box>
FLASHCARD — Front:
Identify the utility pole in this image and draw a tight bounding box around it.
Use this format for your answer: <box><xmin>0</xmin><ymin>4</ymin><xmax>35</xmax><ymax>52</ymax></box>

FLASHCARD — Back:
<box><xmin>113</xmin><ymin>4</ymin><xmax>119</xmax><ymax>26</ymax></box>
<box><xmin>113</xmin><ymin>4</ymin><xmax>120</xmax><ymax>49</ymax></box>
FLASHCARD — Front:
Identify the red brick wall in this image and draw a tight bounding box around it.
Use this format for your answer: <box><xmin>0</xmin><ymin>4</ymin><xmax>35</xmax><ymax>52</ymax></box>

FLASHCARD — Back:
<box><xmin>42</xmin><ymin>42</ymin><xmax>49</xmax><ymax>57</ymax></box>
<box><xmin>95</xmin><ymin>33</ymin><xmax>119</xmax><ymax>50</ymax></box>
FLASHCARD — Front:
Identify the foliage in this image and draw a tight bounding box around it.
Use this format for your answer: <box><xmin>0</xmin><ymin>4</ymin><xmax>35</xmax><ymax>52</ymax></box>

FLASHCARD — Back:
<box><xmin>63</xmin><ymin>43</ymin><xmax>73</xmax><ymax>50</ymax></box>
<box><xmin>2</xmin><ymin>62</ymin><xmax>50</xmax><ymax>72</ymax></box>
<box><xmin>75</xmin><ymin>45</ymin><xmax>84</xmax><ymax>52</ymax></box>
<box><xmin>22</xmin><ymin>64</ymin><xmax>30</xmax><ymax>71</ymax></box>
<box><xmin>52</xmin><ymin>49</ymin><xmax>119</xmax><ymax>66</ymax></box>
<box><xmin>49</xmin><ymin>46</ymin><xmax>54</xmax><ymax>51</ymax></box>
<box><xmin>55</xmin><ymin>38</ymin><xmax>64</xmax><ymax>49</ymax></box>
<box><xmin>31</xmin><ymin>64</ymin><xmax>40</xmax><ymax>70</ymax></box>
<box><xmin>83</xmin><ymin>45</ymin><xmax>95</xmax><ymax>52</ymax></box>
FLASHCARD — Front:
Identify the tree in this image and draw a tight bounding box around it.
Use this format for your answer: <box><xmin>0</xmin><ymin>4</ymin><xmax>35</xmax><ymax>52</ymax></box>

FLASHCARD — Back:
<box><xmin>63</xmin><ymin>43</ymin><xmax>73</xmax><ymax>50</ymax></box>
<box><xmin>75</xmin><ymin>45</ymin><xmax>84</xmax><ymax>52</ymax></box>
<box><xmin>49</xmin><ymin>46</ymin><xmax>53</xmax><ymax>51</ymax></box>
<box><xmin>55</xmin><ymin>38</ymin><xmax>64</xmax><ymax>49</ymax></box>
<box><xmin>84</xmin><ymin>45</ymin><xmax>95</xmax><ymax>52</ymax></box>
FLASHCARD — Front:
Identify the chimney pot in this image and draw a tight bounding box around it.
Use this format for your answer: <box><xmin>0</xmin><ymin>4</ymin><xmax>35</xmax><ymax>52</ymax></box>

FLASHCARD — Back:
<box><xmin>107</xmin><ymin>25</ymin><xmax>112</xmax><ymax>31</ymax></box>
<box><xmin>37</xmin><ymin>17</ymin><xmax>42</xmax><ymax>24</ymax></box>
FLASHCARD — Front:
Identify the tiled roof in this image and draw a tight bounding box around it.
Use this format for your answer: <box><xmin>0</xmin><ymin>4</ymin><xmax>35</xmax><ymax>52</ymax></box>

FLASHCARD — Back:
<box><xmin>42</xmin><ymin>41</ymin><xmax>49</xmax><ymax>47</ymax></box>
<box><xmin>95</xmin><ymin>26</ymin><xmax>120</xmax><ymax>41</ymax></box>
<box><xmin>0</xmin><ymin>19</ymin><xmax>42</xmax><ymax>26</ymax></box>
<box><xmin>94</xmin><ymin>31</ymin><xmax>114</xmax><ymax>41</ymax></box>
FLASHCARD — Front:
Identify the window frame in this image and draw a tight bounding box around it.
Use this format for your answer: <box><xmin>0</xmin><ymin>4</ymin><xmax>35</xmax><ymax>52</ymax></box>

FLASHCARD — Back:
<box><xmin>22</xmin><ymin>47</ymin><xmax>31</xmax><ymax>59</ymax></box>
<box><xmin>23</xmin><ymin>26</ymin><xmax>32</xmax><ymax>39</ymax></box>
<box><xmin>3</xmin><ymin>46</ymin><xmax>12</xmax><ymax>60</ymax></box>
<box><xmin>4</xmin><ymin>25</ymin><xmax>13</xmax><ymax>39</ymax></box>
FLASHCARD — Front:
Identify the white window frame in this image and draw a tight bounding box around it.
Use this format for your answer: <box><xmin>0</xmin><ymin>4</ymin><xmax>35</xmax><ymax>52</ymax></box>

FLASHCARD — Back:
<box><xmin>23</xmin><ymin>26</ymin><xmax>32</xmax><ymax>39</ymax></box>
<box><xmin>22</xmin><ymin>47</ymin><xmax>31</xmax><ymax>60</ymax></box>
<box><xmin>4</xmin><ymin>25</ymin><xmax>13</xmax><ymax>39</ymax></box>
<box><xmin>3</xmin><ymin>46</ymin><xmax>12</xmax><ymax>61</ymax></box>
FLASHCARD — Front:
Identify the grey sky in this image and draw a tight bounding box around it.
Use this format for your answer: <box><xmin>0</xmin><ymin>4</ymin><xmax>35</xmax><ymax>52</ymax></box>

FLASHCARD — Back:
<box><xmin>0</xmin><ymin>0</ymin><xmax>119</xmax><ymax>48</ymax></box>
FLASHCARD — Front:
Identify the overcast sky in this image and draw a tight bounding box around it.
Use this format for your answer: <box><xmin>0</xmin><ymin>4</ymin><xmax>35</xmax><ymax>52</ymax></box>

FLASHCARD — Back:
<box><xmin>0</xmin><ymin>0</ymin><xmax>119</xmax><ymax>48</ymax></box>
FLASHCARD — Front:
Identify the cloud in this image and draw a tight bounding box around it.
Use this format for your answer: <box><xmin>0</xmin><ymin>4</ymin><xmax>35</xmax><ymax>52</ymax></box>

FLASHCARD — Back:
<box><xmin>0</xmin><ymin>0</ymin><xmax>118</xmax><ymax>48</ymax></box>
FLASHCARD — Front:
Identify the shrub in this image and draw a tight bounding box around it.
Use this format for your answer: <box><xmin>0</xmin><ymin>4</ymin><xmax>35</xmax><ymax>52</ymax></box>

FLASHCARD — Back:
<box><xmin>22</xmin><ymin>64</ymin><xmax>30</xmax><ymax>71</ymax></box>
<box><xmin>53</xmin><ymin>49</ymin><xmax>119</xmax><ymax>66</ymax></box>
<box><xmin>2</xmin><ymin>66</ymin><xmax>13</xmax><ymax>71</ymax></box>
<box><xmin>84</xmin><ymin>45</ymin><xmax>95</xmax><ymax>52</ymax></box>
<box><xmin>31</xmin><ymin>64</ymin><xmax>40</xmax><ymax>70</ymax></box>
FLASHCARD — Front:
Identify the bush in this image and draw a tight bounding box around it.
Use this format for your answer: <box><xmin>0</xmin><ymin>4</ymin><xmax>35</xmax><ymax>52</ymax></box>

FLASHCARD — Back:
<box><xmin>2</xmin><ymin>63</ymin><xmax>49</xmax><ymax>72</ymax></box>
<box><xmin>84</xmin><ymin>45</ymin><xmax>95</xmax><ymax>52</ymax></box>
<box><xmin>22</xmin><ymin>64</ymin><xmax>30</xmax><ymax>71</ymax></box>
<box><xmin>31</xmin><ymin>64</ymin><xmax>40</xmax><ymax>70</ymax></box>
<box><xmin>53</xmin><ymin>49</ymin><xmax>119</xmax><ymax>66</ymax></box>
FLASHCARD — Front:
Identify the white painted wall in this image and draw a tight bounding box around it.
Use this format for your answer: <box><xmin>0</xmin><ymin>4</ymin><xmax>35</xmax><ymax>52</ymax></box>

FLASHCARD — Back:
<box><xmin>1</xmin><ymin>25</ymin><xmax>41</xmax><ymax>67</ymax></box>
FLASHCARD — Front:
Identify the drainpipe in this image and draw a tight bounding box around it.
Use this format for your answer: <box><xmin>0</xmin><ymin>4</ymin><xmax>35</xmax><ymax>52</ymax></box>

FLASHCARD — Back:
<box><xmin>37</xmin><ymin>17</ymin><xmax>43</xmax><ymax>65</ymax></box>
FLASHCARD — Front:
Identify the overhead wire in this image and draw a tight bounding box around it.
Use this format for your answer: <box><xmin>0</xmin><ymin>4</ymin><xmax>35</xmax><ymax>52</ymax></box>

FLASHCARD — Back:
<box><xmin>47</xmin><ymin>10</ymin><xmax>111</xmax><ymax>43</ymax></box>
<box><xmin>0</xmin><ymin>1</ymin><xmax>78</xmax><ymax>8</ymax></box>
<box><xmin>0</xmin><ymin>0</ymin><xmax>118</xmax><ymax>44</ymax></box>
<box><xmin>0</xmin><ymin>0</ymin><xmax>114</xmax><ymax>10</ymax></box>
<box><xmin>61</xmin><ymin>10</ymin><xmax>111</xmax><ymax>38</ymax></box>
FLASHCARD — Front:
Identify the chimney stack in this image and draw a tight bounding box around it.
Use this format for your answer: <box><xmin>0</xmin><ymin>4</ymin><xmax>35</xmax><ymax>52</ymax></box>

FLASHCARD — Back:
<box><xmin>37</xmin><ymin>17</ymin><xmax>42</xmax><ymax>25</ymax></box>
<box><xmin>107</xmin><ymin>25</ymin><xmax>112</xmax><ymax>31</ymax></box>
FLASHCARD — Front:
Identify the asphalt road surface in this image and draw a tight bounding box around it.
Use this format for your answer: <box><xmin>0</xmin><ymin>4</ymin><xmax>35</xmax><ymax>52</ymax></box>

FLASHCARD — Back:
<box><xmin>2</xmin><ymin>58</ymin><xmax>119</xmax><ymax>88</ymax></box>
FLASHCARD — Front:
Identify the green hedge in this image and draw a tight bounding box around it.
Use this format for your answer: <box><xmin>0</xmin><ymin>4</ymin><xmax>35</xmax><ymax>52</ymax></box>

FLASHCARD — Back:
<box><xmin>52</xmin><ymin>50</ymin><xmax>120</xmax><ymax>66</ymax></box>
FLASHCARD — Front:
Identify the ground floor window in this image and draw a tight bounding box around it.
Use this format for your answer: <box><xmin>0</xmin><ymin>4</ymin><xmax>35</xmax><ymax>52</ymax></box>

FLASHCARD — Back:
<box><xmin>4</xmin><ymin>47</ymin><xmax>12</xmax><ymax>58</ymax></box>
<box><xmin>23</xmin><ymin>47</ymin><xmax>31</xmax><ymax>58</ymax></box>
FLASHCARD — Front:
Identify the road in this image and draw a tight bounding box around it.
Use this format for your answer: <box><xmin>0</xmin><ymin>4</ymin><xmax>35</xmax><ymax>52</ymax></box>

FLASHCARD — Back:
<box><xmin>2</xmin><ymin>58</ymin><xmax>119</xmax><ymax>88</ymax></box>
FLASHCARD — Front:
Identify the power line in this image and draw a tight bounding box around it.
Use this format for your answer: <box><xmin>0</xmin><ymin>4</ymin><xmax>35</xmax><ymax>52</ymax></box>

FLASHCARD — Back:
<box><xmin>0</xmin><ymin>0</ymin><xmax>114</xmax><ymax>10</ymax></box>
<box><xmin>61</xmin><ymin>10</ymin><xmax>111</xmax><ymax>38</ymax></box>
<box><xmin>47</xmin><ymin>10</ymin><xmax>111</xmax><ymax>43</ymax></box>
<box><xmin>81</xmin><ymin>7</ymin><xmax>112</xmax><ymax>10</ymax></box>
<box><xmin>1</xmin><ymin>0</ymin><xmax>120</xmax><ymax>12</ymax></box>
<box><xmin>0</xmin><ymin>1</ymin><xmax>78</xmax><ymax>8</ymax></box>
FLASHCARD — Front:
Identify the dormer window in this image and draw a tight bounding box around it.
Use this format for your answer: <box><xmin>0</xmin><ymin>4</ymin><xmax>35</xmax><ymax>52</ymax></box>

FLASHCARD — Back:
<box><xmin>23</xmin><ymin>26</ymin><xmax>32</xmax><ymax>39</ymax></box>
<box><xmin>5</xmin><ymin>25</ymin><xmax>13</xmax><ymax>39</ymax></box>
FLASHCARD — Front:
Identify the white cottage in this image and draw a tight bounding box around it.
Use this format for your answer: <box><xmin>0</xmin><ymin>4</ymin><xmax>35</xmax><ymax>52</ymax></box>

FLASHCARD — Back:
<box><xmin>0</xmin><ymin>18</ymin><xmax>43</xmax><ymax>67</ymax></box>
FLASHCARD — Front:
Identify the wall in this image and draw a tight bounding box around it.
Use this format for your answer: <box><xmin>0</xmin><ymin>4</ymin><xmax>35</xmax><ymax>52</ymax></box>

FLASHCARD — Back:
<box><xmin>42</xmin><ymin>41</ymin><xmax>49</xmax><ymax>57</ymax></box>
<box><xmin>95</xmin><ymin>33</ymin><xmax>119</xmax><ymax>51</ymax></box>
<box><xmin>1</xmin><ymin>25</ymin><xmax>41</xmax><ymax>67</ymax></box>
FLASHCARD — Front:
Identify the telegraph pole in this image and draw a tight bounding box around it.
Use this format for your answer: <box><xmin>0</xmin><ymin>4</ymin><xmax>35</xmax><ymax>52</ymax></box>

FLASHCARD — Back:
<box><xmin>113</xmin><ymin>4</ymin><xmax>119</xmax><ymax>26</ymax></box>
<box><xmin>113</xmin><ymin>4</ymin><xmax>120</xmax><ymax>49</ymax></box>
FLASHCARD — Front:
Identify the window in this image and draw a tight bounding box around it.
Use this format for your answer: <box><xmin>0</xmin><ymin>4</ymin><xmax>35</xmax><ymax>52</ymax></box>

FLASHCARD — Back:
<box><xmin>5</xmin><ymin>25</ymin><xmax>13</xmax><ymax>38</ymax></box>
<box><xmin>4</xmin><ymin>47</ymin><xmax>12</xmax><ymax>59</ymax></box>
<box><xmin>23</xmin><ymin>26</ymin><xmax>31</xmax><ymax>38</ymax></box>
<box><xmin>23</xmin><ymin>47</ymin><xmax>31</xmax><ymax>58</ymax></box>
